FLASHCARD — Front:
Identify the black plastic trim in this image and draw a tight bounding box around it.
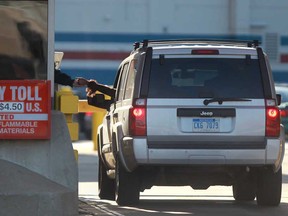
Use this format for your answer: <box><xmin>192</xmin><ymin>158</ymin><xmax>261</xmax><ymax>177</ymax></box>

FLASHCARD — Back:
<box><xmin>257</xmin><ymin>47</ymin><xmax>272</xmax><ymax>98</ymax></box>
<box><xmin>148</xmin><ymin>141</ymin><xmax>266</xmax><ymax>149</ymax></box>
<box><xmin>140</xmin><ymin>47</ymin><xmax>152</xmax><ymax>97</ymax></box>
<box><xmin>177</xmin><ymin>108</ymin><xmax>236</xmax><ymax>117</ymax></box>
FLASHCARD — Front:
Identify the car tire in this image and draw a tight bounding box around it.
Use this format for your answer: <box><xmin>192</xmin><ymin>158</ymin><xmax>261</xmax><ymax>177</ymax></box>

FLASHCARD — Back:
<box><xmin>232</xmin><ymin>174</ymin><xmax>256</xmax><ymax>201</ymax></box>
<box><xmin>98</xmin><ymin>156</ymin><xmax>115</xmax><ymax>200</ymax></box>
<box><xmin>256</xmin><ymin>167</ymin><xmax>282</xmax><ymax>206</ymax></box>
<box><xmin>115</xmin><ymin>156</ymin><xmax>140</xmax><ymax>206</ymax></box>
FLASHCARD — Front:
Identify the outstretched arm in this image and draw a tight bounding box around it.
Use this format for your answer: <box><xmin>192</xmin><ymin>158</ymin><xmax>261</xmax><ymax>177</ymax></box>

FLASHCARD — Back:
<box><xmin>55</xmin><ymin>69</ymin><xmax>88</xmax><ymax>87</ymax></box>
<box><xmin>54</xmin><ymin>69</ymin><xmax>74</xmax><ymax>87</ymax></box>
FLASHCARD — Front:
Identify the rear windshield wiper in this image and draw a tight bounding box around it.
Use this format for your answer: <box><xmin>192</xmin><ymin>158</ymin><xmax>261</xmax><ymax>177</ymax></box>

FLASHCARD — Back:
<box><xmin>203</xmin><ymin>98</ymin><xmax>252</xmax><ymax>106</ymax></box>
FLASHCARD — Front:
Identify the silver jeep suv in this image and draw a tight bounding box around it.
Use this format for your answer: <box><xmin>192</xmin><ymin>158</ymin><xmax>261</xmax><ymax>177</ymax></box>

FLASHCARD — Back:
<box><xmin>93</xmin><ymin>39</ymin><xmax>285</xmax><ymax>206</ymax></box>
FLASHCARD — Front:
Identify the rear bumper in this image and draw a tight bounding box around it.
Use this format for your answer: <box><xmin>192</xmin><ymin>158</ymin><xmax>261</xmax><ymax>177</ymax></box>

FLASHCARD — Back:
<box><xmin>120</xmin><ymin>128</ymin><xmax>285</xmax><ymax>172</ymax></box>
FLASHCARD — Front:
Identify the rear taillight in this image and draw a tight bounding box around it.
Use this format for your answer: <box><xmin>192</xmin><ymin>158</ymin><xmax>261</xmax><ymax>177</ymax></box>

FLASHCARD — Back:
<box><xmin>129</xmin><ymin>99</ymin><xmax>147</xmax><ymax>136</ymax></box>
<box><xmin>265</xmin><ymin>99</ymin><xmax>280</xmax><ymax>137</ymax></box>
<box><xmin>280</xmin><ymin>109</ymin><xmax>288</xmax><ymax>117</ymax></box>
<box><xmin>85</xmin><ymin>112</ymin><xmax>93</xmax><ymax>117</ymax></box>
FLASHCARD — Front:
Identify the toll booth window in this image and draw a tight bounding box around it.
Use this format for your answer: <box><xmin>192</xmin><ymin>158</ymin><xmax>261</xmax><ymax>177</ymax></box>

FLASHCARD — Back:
<box><xmin>0</xmin><ymin>1</ymin><xmax>48</xmax><ymax>80</ymax></box>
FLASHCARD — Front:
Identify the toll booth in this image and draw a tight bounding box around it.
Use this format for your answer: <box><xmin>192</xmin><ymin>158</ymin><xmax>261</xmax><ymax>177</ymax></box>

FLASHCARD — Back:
<box><xmin>0</xmin><ymin>1</ymin><xmax>78</xmax><ymax>215</ymax></box>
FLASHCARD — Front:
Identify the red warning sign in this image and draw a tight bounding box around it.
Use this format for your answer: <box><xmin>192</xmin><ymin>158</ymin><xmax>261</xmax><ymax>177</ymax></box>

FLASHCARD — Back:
<box><xmin>0</xmin><ymin>80</ymin><xmax>51</xmax><ymax>139</ymax></box>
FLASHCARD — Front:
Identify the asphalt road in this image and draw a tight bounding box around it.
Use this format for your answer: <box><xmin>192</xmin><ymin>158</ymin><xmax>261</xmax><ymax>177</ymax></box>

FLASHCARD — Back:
<box><xmin>74</xmin><ymin>140</ymin><xmax>288</xmax><ymax>216</ymax></box>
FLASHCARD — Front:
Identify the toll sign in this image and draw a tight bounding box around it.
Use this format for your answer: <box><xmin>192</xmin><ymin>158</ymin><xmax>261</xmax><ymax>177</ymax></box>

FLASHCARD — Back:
<box><xmin>0</xmin><ymin>80</ymin><xmax>51</xmax><ymax>139</ymax></box>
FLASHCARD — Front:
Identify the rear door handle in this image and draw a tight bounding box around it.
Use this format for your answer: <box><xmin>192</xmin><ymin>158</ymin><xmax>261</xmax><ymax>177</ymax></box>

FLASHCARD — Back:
<box><xmin>113</xmin><ymin>113</ymin><xmax>118</xmax><ymax>118</ymax></box>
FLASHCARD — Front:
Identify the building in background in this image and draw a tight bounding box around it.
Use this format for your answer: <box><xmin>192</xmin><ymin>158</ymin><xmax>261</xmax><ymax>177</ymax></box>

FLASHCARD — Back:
<box><xmin>55</xmin><ymin>0</ymin><xmax>288</xmax><ymax>96</ymax></box>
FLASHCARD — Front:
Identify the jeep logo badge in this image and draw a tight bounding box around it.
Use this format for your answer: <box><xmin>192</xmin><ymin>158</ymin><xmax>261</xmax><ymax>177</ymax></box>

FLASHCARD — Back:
<box><xmin>200</xmin><ymin>111</ymin><xmax>213</xmax><ymax>116</ymax></box>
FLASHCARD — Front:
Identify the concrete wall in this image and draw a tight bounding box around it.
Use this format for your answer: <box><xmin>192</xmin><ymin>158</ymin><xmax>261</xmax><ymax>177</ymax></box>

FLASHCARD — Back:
<box><xmin>0</xmin><ymin>110</ymin><xmax>78</xmax><ymax>216</ymax></box>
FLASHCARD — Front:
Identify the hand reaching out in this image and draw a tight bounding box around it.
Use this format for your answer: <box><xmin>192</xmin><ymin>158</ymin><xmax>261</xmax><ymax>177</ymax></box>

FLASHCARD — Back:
<box><xmin>86</xmin><ymin>79</ymin><xmax>98</xmax><ymax>97</ymax></box>
<box><xmin>73</xmin><ymin>77</ymin><xmax>89</xmax><ymax>87</ymax></box>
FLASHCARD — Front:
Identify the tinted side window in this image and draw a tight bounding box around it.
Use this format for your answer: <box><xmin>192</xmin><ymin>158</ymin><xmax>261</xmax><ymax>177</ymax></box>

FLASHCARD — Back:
<box><xmin>116</xmin><ymin>63</ymin><xmax>129</xmax><ymax>101</ymax></box>
<box><xmin>148</xmin><ymin>58</ymin><xmax>264</xmax><ymax>98</ymax></box>
<box><xmin>124</xmin><ymin>60</ymin><xmax>137</xmax><ymax>100</ymax></box>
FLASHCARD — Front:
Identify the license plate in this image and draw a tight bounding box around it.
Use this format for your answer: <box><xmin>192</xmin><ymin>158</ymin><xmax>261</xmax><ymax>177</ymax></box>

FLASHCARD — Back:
<box><xmin>192</xmin><ymin>118</ymin><xmax>220</xmax><ymax>132</ymax></box>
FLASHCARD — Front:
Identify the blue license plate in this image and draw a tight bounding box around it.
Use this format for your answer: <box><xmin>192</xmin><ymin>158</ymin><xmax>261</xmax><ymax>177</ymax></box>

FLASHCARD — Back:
<box><xmin>192</xmin><ymin>118</ymin><xmax>220</xmax><ymax>132</ymax></box>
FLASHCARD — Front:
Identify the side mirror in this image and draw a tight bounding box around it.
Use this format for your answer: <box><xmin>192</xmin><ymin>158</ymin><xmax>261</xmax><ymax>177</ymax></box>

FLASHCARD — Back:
<box><xmin>87</xmin><ymin>94</ymin><xmax>113</xmax><ymax>110</ymax></box>
<box><xmin>276</xmin><ymin>94</ymin><xmax>281</xmax><ymax>106</ymax></box>
<box><xmin>94</xmin><ymin>94</ymin><xmax>105</xmax><ymax>103</ymax></box>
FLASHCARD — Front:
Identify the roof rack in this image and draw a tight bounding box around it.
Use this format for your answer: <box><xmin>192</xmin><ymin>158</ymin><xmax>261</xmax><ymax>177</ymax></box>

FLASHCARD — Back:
<box><xmin>134</xmin><ymin>39</ymin><xmax>260</xmax><ymax>49</ymax></box>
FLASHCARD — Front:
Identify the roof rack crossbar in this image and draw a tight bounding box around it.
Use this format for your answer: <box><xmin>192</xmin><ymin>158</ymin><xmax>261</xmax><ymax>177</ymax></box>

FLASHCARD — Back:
<box><xmin>136</xmin><ymin>39</ymin><xmax>260</xmax><ymax>48</ymax></box>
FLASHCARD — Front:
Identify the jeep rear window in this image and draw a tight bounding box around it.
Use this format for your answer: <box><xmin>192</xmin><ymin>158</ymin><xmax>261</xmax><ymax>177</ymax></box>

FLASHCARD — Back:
<box><xmin>148</xmin><ymin>58</ymin><xmax>264</xmax><ymax>98</ymax></box>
